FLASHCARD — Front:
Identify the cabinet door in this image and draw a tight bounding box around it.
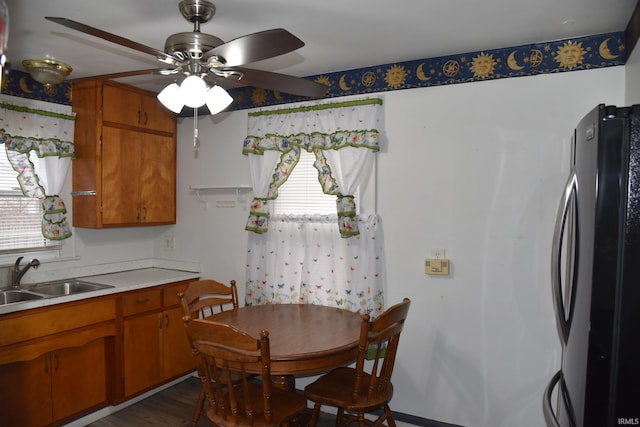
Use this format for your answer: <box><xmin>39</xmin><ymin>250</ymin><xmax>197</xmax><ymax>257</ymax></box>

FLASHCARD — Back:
<box><xmin>102</xmin><ymin>84</ymin><xmax>144</xmax><ymax>129</ymax></box>
<box><xmin>141</xmin><ymin>93</ymin><xmax>176</xmax><ymax>133</ymax></box>
<box><xmin>103</xmin><ymin>84</ymin><xmax>175</xmax><ymax>133</ymax></box>
<box><xmin>102</xmin><ymin>126</ymin><xmax>143</xmax><ymax>225</ymax></box>
<box><xmin>139</xmin><ymin>133</ymin><xmax>176</xmax><ymax>224</ymax></box>
<box><xmin>123</xmin><ymin>312</ymin><xmax>163</xmax><ymax>397</ymax></box>
<box><xmin>0</xmin><ymin>355</ymin><xmax>53</xmax><ymax>427</ymax></box>
<box><xmin>52</xmin><ymin>338</ymin><xmax>108</xmax><ymax>421</ymax></box>
<box><xmin>162</xmin><ymin>306</ymin><xmax>196</xmax><ymax>379</ymax></box>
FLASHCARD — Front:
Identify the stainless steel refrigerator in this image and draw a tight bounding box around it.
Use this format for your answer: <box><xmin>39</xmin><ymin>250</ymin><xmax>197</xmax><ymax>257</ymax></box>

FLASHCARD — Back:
<box><xmin>544</xmin><ymin>104</ymin><xmax>640</xmax><ymax>427</ymax></box>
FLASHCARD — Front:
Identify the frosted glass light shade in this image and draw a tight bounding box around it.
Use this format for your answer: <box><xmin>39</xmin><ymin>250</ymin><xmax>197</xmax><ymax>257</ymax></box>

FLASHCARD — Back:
<box><xmin>157</xmin><ymin>83</ymin><xmax>183</xmax><ymax>113</ymax></box>
<box><xmin>205</xmin><ymin>85</ymin><xmax>233</xmax><ymax>115</ymax></box>
<box><xmin>180</xmin><ymin>75</ymin><xmax>207</xmax><ymax>108</ymax></box>
<box><xmin>157</xmin><ymin>76</ymin><xmax>234</xmax><ymax>114</ymax></box>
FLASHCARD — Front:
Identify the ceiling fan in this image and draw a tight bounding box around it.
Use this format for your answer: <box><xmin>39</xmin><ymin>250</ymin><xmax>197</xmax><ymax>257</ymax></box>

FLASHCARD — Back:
<box><xmin>45</xmin><ymin>0</ymin><xmax>328</xmax><ymax>114</ymax></box>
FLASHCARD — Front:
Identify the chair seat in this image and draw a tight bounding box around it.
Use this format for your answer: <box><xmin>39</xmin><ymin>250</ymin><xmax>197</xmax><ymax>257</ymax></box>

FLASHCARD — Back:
<box><xmin>206</xmin><ymin>382</ymin><xmax>308</xmax><ymax>427</ymax></box>
<box><xmin>304</xmin><ymin>367</ymin><xmax>394</xmax><ymax>412</ymax></box>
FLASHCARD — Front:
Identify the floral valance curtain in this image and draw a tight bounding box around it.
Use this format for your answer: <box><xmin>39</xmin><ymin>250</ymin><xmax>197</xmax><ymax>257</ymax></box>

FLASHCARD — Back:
<box><xmin>242</xmin><ymin>97</ymin><xmax>382</xmax><ymax>237</ymax></box>
<box><xmin>0</xmin><ymin>101</ymin><xmax>76</xmax><ymax>240</ymax></box>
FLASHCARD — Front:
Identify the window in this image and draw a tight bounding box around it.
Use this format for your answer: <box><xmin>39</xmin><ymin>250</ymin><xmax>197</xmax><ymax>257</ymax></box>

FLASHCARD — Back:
<box><xmin>0</xmin><ymin>151</ymin><xmax>55</xmax><ymax>253</ymax></box>
<box><xmin>272</xmin><ymin>151</ymin><xmax>340</xmax><ymax>215</ymax></box>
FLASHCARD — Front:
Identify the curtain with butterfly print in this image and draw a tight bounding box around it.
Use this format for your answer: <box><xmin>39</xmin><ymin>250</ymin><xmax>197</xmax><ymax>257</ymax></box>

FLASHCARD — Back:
<box><xmin>245</xmin><ymin>214</ymin><xmax>385</xmax><ymax>317</ymax></box>
<box><xmin>242</xmin><ymin>98</ymin><xmax>385</xmax><ymax>316</ymax></box>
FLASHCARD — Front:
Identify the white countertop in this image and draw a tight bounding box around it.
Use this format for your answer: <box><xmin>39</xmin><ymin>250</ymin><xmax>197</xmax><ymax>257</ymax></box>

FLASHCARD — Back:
<box><xmin>0</xmin><ymin>267</ymin><xmax>200</xmax><ymax>315</ymax></box>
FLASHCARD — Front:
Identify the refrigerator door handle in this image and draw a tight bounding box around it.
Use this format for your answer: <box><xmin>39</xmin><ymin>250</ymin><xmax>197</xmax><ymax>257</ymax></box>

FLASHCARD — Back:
<box><xmin>551</xmin><ymin>171</ymin><xmax>578</xmax><ymax>344</ymax></box>
<box><xmin>543</xmin><ymin>370</ymin><xmax>562</xmax><ymax>427</ymax></box>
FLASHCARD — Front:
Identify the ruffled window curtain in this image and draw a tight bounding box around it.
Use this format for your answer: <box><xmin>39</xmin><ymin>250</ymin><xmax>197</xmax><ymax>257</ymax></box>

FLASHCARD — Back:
<box><xmin>242</xmin><ymin>98</ymin><xmax>386</xmax><ymax>316</ymax></box>
<box><xmin>242</xmin><ymin>98</ymin><xmax>382</xmax><ymax>237</ymax></box>
<box><xmin>0</xmin><ymin>102</ymin><xmax>76</xmax><ymax>240</ymax></box>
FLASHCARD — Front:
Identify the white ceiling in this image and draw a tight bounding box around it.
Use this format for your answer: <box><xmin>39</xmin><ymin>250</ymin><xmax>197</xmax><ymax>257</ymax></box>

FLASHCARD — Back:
<box><xmin>4</xmin><ymin>0</ymin><xmax>638</xmax><ymax>93</ymax></box>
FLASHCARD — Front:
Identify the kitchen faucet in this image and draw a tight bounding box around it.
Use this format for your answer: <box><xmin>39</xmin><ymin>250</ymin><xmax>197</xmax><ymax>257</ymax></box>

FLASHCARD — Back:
<box><xmin>11</xmin><ymin>256</ymin><xmax>40</xmax><ymax>288</ymax></box>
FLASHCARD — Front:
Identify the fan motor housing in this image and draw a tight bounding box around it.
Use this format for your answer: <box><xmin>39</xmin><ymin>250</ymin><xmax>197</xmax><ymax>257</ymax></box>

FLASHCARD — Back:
<box><xmin>164</xmin><ymin>32</ymin><xmax>224</xmax><ymax>59</ymax></box>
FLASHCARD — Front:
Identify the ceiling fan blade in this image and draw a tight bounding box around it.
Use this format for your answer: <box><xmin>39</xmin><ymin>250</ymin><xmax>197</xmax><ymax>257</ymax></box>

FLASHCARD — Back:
<box><xmin>223</xmin><ymin>67</ymin><xmax>328</xmax><ymax>98</ymax></box>
<box><xmin>46</xmin><ymin>17</ymin><xmax>180</xmax><ymax>65</ymax></box>
<box><xmin>68</xmin><ymin>69</ymin><xmax>170</xmax><ymax>83</ymax></box>
<box><xmin>203</xmin><ymin>29</ymin><xmax>304</xmax><ymax>67</ymax></box>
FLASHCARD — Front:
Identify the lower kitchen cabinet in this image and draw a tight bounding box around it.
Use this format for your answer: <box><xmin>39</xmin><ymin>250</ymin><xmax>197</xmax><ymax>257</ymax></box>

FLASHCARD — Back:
<box><xmin>121</xmin><ymin>281</ymin><xmax>195</xmax><ymax>399</ymax></box>
<box><xmin>0</xmin><ymin>337</ymin><xmax>108</xmax><ymax>427</ymax></box>
<box><xmin>0</xmin><ymin>297</ymin><xmax>116</xmax><ymax>427</ymax></box>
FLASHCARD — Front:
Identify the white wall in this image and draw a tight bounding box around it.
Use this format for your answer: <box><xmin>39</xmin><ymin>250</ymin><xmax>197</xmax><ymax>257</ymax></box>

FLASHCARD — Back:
<box><xmin>626</xmin><ymin>42</ymin><xmax>640</xmax><ymax>104</ymax></box>
<box><xmin>377</xmin><ymin>69</ymin><xmax>624</xmax><ymax>426</ymax></box>
<box><xmin>157</xmin><ymin>66</ymin><xmax>625</xmax><ymax>427</ymax></box>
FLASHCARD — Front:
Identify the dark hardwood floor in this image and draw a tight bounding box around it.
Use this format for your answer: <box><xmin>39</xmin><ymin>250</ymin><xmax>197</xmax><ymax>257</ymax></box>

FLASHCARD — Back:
<box><xmin>87</xmin><ymin>376</ymin><xmax>334</xmax><ymax>427</ymax></box>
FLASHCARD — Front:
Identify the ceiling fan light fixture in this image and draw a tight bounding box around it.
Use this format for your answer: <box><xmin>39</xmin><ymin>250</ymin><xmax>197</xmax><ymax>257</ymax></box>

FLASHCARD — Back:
<box><xmin>205</xmin><ymin>84</ymin><xmax>233</xmax><ymax>114</ymax></box>
<box><xmin>22</xmin><ymin>59</ymin><xmax>72</xmax><ymax>86</ymax></box>
<box><xmin>180</xmin><ymin>74</ymin><xmax>208</xmax><ymax>108</ymax></box>
<box><xmin>157</xmin><ymin>82</ymin><xmax>184</xmax><ymax>113</ymax></box>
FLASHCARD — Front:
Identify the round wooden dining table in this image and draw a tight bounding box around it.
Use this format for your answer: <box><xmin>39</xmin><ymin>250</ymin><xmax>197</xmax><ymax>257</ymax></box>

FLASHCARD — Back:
<box><xmin>208</xmin><ymin>303</ymin><xmax>363</xmax><ymax>389</ymax></box>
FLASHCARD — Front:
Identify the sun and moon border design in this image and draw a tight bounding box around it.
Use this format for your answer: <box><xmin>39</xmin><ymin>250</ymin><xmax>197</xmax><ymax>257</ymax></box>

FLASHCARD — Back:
<box><xmin>228</xmin><ymin>31</ymin><xmax>626</xmax><ymax>111</ymax></box>
<box><xmin>0</xmin><ymin>31</ymin><xmax>627</xmax><ymax>109</ymax></box>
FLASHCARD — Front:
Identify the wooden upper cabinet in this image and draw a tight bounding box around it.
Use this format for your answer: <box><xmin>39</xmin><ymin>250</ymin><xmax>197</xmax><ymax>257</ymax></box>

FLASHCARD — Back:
<box><xmin>102</xmin><ymin>84</ymin><xmax>175</xmax><ymax>133</ymax></box>
<box><xmin>71</xmin><ymin>80</ymin><xmax>176</xmax><ymax>228</ymax></box>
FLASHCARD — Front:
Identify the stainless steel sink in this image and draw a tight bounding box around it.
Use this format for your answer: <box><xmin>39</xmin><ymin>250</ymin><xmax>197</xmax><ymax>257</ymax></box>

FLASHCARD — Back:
<box><xmin>0</xmin><ymin>289</ymin><xmax>45</xmax><ymax>305</ymax></box>
<box><xmin>27</xmin><ymin>279</ymin><xmax>114</xmax><ymax>296</ymax></box>
<box><xmin>0</xmin><ymin>279</ymin><xmax>114</xmax><ymax>306</ymax></box>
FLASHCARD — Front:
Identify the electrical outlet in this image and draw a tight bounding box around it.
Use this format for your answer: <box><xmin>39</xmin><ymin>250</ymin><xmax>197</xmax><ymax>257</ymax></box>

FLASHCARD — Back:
<box><xmin>425</xmin><ymin>258</ymin><xmax>450</xmax><ymax>275</ymax></box>
<box><xmin>164</xmin><ymin>236</ymin><xmax>175</xmax><ymax>251</ymax></box>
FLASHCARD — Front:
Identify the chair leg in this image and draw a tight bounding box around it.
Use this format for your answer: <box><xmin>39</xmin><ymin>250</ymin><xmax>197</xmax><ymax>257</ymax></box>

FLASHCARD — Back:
<box><xmin>383</xmin><ymin>404</ymin><xmax>396</xmax><ymax>427</ymax></box>
<box><xmin>308</xmin><ymin>402</ymin><xmax>322</xmax><ymax>427</ymax></box>
<box><xmin>336</xmin><ymin>408</ymin><xmax>345</xmax><ymax>427</ymax></box>
<box><xmin>192</xmin><ymin>386</ymin><xmax>206</xmax><ymax>427</ymax></box>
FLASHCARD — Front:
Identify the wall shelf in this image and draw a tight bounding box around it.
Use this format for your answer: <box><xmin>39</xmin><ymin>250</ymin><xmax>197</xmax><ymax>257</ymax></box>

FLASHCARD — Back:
<box><xmin>189</xmin><ymin>186</ymin><xmax>253</xmax><ymax>208</ymax></box>
<box><xmin>189</xmin><ymin>185</ymin><xmax>252</xmax><ymax>191</ymax></box>
<box><xmin>189</xmin><ymin>185</ymin><xmax>252</xmax><ymax>195</ymax></box>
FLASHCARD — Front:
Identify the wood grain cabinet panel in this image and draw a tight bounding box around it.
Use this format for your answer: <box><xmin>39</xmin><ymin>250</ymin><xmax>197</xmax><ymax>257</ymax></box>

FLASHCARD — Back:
<box><xmin>0</xmin><ymin>354</ymin><xmax>52</xmax><ymax>427</ymax></box>
<box><xmin>121</xmin><ymin>281</ymin><xmax>195</xmax><ymax>399</ymax></box>
<box><xmin>0</xmin><ymin>298</ymin><xmax>116</xmax><ymax>427</ymax></box>
<box><xmin>102</xmin><ymin>83</ymin><xmax>175</xmax><ymax>133</ymax></box>
<box><xmin>71</xmin><ymin>80</ymin><xmax>176</xmax><ymax>228</ymax></box>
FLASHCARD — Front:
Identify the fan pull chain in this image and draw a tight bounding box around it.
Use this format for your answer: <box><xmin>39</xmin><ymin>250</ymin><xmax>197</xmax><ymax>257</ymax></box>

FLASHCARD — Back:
<box><xmin>193</xmin><ymin>107</ymin><xmax>200</xmax><ymax>159</ymax></box>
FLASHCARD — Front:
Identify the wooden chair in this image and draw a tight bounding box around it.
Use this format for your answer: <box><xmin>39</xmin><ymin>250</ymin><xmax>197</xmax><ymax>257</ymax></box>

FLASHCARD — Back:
<box><xmin>179</xmin><ymin>278</ymin><xmax>239</xmax><ymax>320</ymax></box>
<box><xmin>304</xmin><ymin>298</ymin><xmax>412</xmax><ymax>427</ymax></box>
<box><xmin>178</xmin><ymin>279</ymin><xmax>239</xmax><ymax>426</ymax></box>
<box><xmin>185</xmin><ymin>317</ymin><xmax>308</xmax><ymax>427</ymax></box>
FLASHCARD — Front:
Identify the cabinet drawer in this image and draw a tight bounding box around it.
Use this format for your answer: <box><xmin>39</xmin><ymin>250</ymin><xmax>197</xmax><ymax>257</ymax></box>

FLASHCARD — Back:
<box><xmin>122</xmin><ymin>289</ymin><xmax>162</xmax><ymax>316</ymax></box>
<box><xmin>162</xmin><ymin>282</ymin><xmax>190</xmax><ymax>308</ymax></box>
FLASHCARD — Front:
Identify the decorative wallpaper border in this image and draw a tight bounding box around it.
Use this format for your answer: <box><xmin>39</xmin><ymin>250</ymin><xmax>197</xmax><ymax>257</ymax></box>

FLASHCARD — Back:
<box><xmin>228</xmin><ymin>31</ymin><xmax>627</xmax><ymax>111</ymax></box>
<box><xmin>1</xmin><ymin>69</ymin><xmax>73</xmax><ymax>105</ymax></box>
<box><xmin>0</xmin><ymin>31</ymin><xmax>629</xmax><ymax>110</ymax></box>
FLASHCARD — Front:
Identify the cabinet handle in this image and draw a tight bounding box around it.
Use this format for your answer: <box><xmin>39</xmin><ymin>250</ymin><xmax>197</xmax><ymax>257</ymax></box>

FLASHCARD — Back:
<box><xmin>54</xmin><ymin>354</ymin><xmax>60</xmax><ymax>372</ymax></box>
<box><xmin>138</xmin><ymin>110</ymin><xmax>142</xmax><ymax>124</ymax></box>
<box><xmin>136</xmin><ymin>297</ymin><xmax>150</xmax><ymax>304</ymax></box>
<box><xmin>144</xmin><ymin>112</ymin><xmax>148</xmax><ymax>125</ymax></box>
<box><xmin>142</xmin><ymin>206</ymin><xmax>147</xmax><ymax>220</ymax></box>
<box><xmin>165</xmin><ymin>313</ymin><xmax>170</xmax><ymax>328</ymax></box>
